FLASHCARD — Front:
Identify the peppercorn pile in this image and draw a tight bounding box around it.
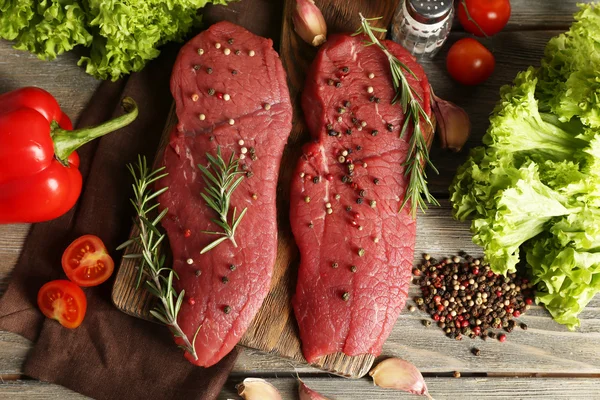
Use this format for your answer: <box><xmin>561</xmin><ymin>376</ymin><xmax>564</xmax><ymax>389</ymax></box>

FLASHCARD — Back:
<box><xmin>414</xmin><ymin>254</ymin><xmax>534</xmax><ymax>343</ymax></box>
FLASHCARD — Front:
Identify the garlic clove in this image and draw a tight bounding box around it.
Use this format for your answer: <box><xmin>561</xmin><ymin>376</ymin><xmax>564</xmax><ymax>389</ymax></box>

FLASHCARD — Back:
<box><xmin>298</xmin><ymin>379</ymin><xmax>331</xmax><ymax>400</ymax></box>
<box><xmin>431</xmin><ymin>90</ymin><xmax>471</xmax><ymax>152</ymax></box>
<box><xmin>292</xmin><ymin>0</ymin><xmax>327</xmax><ymax>47</ymax></box>
<box><xmin>369</xmin><ymin>357</ymin><xmax>432</xmax><ymax>399</ymax></box>
<box><xmin>236</xmin><ymin>378</ymin><xmax>282</xmax><ymax>400</ymax></box>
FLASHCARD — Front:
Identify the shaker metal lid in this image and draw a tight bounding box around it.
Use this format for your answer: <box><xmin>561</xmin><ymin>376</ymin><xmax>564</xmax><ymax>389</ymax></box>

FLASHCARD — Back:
<box><xmin>407</xmin><ymin>0</ymin><xmax>453</xmax><ymax>23</ymax></box>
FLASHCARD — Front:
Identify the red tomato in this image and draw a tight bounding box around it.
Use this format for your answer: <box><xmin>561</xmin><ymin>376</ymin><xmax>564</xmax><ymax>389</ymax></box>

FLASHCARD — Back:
<box><xmin>457</xmin><ymin>0</ymin><xmax>511</xmax><ymax>37</ymax></box>
<box><xmin>37</xmin><ymin>280</ymin><xmax>87</xmax><ymax>329</ymax></box>
<box><xmin>62</xmin><ymin>235</ymin><xmax>114</xmax><ymax>287</ymax></box>
<box><xmin>446</xmin><ymin>38</ymin><xmax>495</xmax><ymax>86</ymax></box>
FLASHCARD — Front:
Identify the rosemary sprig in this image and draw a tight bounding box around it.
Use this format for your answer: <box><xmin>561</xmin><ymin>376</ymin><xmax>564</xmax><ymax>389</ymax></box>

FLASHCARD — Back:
<box><xmin>198</xmin><ymin>146</ymin><xmax>247</xmax><ymax>254</ymax></box>
<box><xmin>353</xmin><ymin>14</ymin><xmax>439</xmax><ymax>217</ymax></box>
<box><xmin>118</xmin><ymin>155</ymin><xmax>200</xmax><ymax>360</ymax></box>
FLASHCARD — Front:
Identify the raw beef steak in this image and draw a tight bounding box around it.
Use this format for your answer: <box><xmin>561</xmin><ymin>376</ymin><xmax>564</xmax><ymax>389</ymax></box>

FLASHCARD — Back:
<box><xmin>291</xmin><ymin>34</ymin><xmax>432</xmax><ymax>363</ymax></box>
<box><xmin>159</xmin><ymin>22</ymin><xmax>292</xmax><ymax>367</ymax></box>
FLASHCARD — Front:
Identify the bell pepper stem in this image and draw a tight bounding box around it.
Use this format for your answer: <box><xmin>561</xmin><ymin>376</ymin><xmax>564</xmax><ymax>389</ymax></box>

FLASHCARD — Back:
<box><xmin>52</xmin><ymin>97</ymin><xmax>138</xmax><ymax>165</ymax></box>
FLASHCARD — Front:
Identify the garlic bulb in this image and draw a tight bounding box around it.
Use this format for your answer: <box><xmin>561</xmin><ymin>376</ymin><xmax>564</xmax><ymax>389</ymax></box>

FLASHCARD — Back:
<box><xmin>292</xmin><ymin>0</ymin><xmax>327</xmax><ymax>46</ymax></box>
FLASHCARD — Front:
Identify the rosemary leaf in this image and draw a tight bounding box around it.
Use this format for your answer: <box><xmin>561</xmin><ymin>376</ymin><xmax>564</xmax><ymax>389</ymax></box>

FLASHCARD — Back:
<box><xmin>354</xmin><ymin>14</ymin><xmax>439</xmax><ymax>217</ymax></box>
<box><xmin>122</xmin><ymin>253</ymin><xmax>143</xmax><ymax>259</ymax></box>
<box><xmin>121</xmin><ymin>155</ymin><xmax>200</xmax><ymax>361</ymax></box>
<box><xmin>149</xmin><ymin>310</ymin><xmax>169</xmax><ymax>325</ymax></box>
<box><xmin>116</xmin><ymin>239</ymin><xmax>134</xmax><ymax>250</ymax></box>
<box><xmin>198</xmin><ymin>146</ymin><xmax>248</xmax><ymax>253</ymax></box>
<box><xmin>200</xmin><ymin>236</ymin><xmax>229</xmax><ymax>254</ymax></box>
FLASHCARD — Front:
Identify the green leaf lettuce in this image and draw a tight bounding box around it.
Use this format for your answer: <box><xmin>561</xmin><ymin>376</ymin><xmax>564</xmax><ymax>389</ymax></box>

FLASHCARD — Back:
<box><xmin>450</xmin><ymin>3</ymin><xmax>600</xmax><ymax>329</ymax></box>
<box><xmin>0</xmin><ymin>0</ymin><xmax>236</xmax><ymax>80</ymax></box>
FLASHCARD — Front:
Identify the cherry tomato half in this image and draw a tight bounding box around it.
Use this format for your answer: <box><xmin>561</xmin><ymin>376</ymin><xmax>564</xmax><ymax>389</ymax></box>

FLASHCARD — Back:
<box><xmin>446</xmin><ymin>38</ymin><xmax>495</xmax><ymax>86</ymax></box>
<box><xmin>62</xmin><ymin>235</ymin><xmax>114</xmax><ymax>287</ymax></box>
<box><xmin>37</xmin><ymin>280</ymin><xmax>87</xmax><ymax>329</ymax></box>
<box><xmin>457</xmin><ymin>0</ymin><xmax>511</xmax><ymax>37</ymax></box>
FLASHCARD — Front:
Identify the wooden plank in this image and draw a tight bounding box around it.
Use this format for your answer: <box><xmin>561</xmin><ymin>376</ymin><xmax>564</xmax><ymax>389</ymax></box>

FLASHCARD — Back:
<box><xmin>220</xmin><ymin>377</ymin><xmax>600</xmax><ymax>399</ymax></box>
<box><xmin>0</xmin><ymin>331</ymin><xmax>30</xmax><ymax>375</ymax></box>
<box><xmin>0</xmin><ymin>41</ymin><xmax>101</xmax><ymax>118</ymax></box>
<box><xmin>2</xmin><ymin>376</ymin><xmax>600</xmax><ymax>399</ymax></box>
<box><xmin>223</xmin><ymin>376</ymin><xmax>600</xmax><ymax>399</ymax></box>
<box><xmin>0</xmin><ymin>224</ymin><xmax>28</xmax><ymax>294</ymax></box>
<box><xmin>457</xmin><ymin>0</ymin><xmax>594</xmax><ymax>31</ymax></box>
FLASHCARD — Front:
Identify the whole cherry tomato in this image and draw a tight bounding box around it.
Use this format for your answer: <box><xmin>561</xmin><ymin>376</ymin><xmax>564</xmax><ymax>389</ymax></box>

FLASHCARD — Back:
<box><xmin>446</xmin><ymin>38</ymin><xmax>495</xmax><ymax>86</ymax></box>
<box><xmin>458</xmin><ymin>0</ymin><xmax>511</xmax><ymax>37</ymax></box>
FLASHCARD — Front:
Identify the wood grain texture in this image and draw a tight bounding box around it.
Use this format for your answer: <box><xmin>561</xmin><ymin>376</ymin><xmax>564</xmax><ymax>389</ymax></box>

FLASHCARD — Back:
<box><xmin>2</xmin><ymin>377</ymin><xmax>600</xmax><ymax>400</ymax></box>
<box><xmin>220</xmin><ymin>377</ymin><xmax>600</xmax><ymax>400</ymax></box>
<box><xmin>474</xmin><ymin>0</ymin><xmax>595</xmax><ymax>31</ymax></box>
<box><xmin>0</xmin><ymin>41</ymin><xmax>100</xmax><ymax>118</ymax></box>
<box><xmin>2</xmin><ymin>0</ymin><xmax>600</xmax><ymax>397</ymax></box>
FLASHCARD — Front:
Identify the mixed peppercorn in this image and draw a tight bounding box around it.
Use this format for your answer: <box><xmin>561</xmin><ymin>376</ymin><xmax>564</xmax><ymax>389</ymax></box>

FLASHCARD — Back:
<box><xmin>413</xmin><ymin>253</ymin><xmax>533</xmax><ymax>345</ymax></box>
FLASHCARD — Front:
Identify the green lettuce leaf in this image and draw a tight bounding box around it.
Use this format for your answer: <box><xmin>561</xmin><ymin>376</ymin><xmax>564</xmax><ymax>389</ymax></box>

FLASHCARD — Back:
<box><xmin>450</xmin><ymin>3</ymin><xmax>600</xmax><ymax>329</ymax></box>
<box><xmin>526</xmin><ymin>234</ymin><xmax>600</xmax><ymax>329</ymax></box>
<box><xmin>537</xmin><ymin>3</ymin><xmax>600</xmax><ymax>127</ymax></box>
<box><xmin>471</xmin><ymin>162</ymin><xmax>572</xmax><ymax>274</ymax></box>
<box><xmin>0</xmin><ymin>0</ymin><xmax>35</xmax><ymax>41</ymax></box>
<box><xmin>484</xmin><ymin>68</ymin><xmax>587</xmax><ymax>161</ymax></box>
<box><xmin>0</xmin><ymin>0</ymin><xmax>236</xmax><ymax>80</ymax></box>
<box><xmin>1</xmin><ymin>0</ymin><xmax>91</xmax><ymax>60</ymax></box>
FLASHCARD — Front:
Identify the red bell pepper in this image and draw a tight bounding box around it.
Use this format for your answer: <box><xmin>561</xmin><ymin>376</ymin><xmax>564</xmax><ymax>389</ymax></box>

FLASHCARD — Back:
<box><xmin>0</xmin><ymin>87</ymin><xmax>138</xmax><ymax>224</ymax></box>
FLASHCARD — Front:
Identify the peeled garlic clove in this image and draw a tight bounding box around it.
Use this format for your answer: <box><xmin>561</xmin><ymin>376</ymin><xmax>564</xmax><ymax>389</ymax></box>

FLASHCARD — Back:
<box><xmin>431</xmin><ymin>91</ymin><xmax>471</xmax><ymax>152</ymax></box>
<box><xmin>236</xmin><ymin>378</ymin><xmax>282</xmax><ymax>400</ymax></box>
<box><xmin>298</xmin><ymin>380</ymin><xmax>331</xmax><ymax>400</ymax></box>
<box><xmin>292</xmin><ymin>0</ymin><xmax>327</xmax><ymax>46</ymax></box>
<box><xmin>369</xmin><ymin>358</ymin><xmax>432</xmax><ymax>398</ymax></box>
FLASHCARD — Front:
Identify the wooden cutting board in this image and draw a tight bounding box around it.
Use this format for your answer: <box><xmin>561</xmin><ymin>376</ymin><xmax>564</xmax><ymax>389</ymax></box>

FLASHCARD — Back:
<box><xmin>112</xmin><ymin>0</ymin><xmax>401</xmax><ymax>379</ymax></box>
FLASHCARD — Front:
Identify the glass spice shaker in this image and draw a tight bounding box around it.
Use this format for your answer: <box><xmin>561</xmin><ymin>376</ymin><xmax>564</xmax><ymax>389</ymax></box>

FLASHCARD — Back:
<box><xmin>391</xmin><ymin>0</ymin><xmax>454</xmax><ymax>60</ymax></box>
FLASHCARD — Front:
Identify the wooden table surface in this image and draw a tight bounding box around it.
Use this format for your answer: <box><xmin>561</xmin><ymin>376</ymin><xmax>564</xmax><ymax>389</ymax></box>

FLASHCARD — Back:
<box><xmin>1</xmin><ymin>0</ymin><xmax>600</xmax><ymax>398</ymax></box>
